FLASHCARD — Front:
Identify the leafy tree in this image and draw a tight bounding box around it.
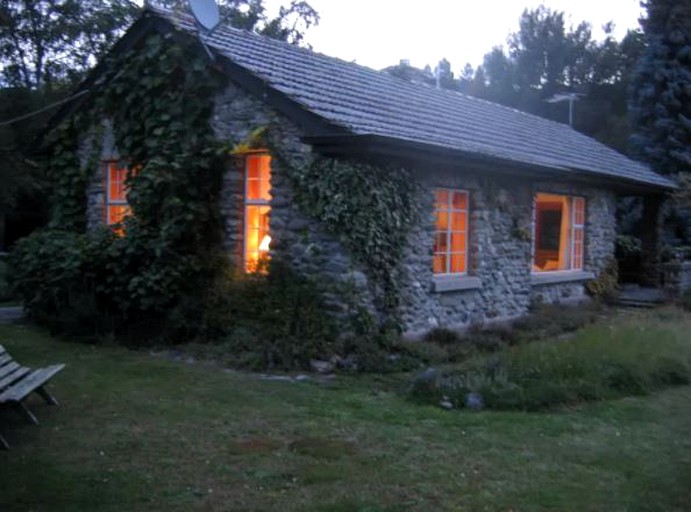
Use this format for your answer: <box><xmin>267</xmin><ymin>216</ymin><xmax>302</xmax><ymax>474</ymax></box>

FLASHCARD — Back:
<box><xmin>147</xmin><ymin>0</ymin><xmax>319</xmax><ymax>45</ymax></box>
<box><xmin>0</xmin><ymin>1</ymin><xmax>139</xmax><ymax>89</ymax></box>
<box><xmin>456</xmin><ymin>7</ymin><xmax>649</xmax><ymax>155</ymax></box>
<box><xmin>629</xmin><ymin>0</ymin><xmax>691</xmax><ymax>176</ymax></box>
<box><xmin>508</xmin><ymin>6</ymin><xmax>570</xmax><ymax>96</ymax></box>
<box><xmin>481</xmin><ymin>46</ymin><xmax>517</xmax><ymax>105</ymax></box>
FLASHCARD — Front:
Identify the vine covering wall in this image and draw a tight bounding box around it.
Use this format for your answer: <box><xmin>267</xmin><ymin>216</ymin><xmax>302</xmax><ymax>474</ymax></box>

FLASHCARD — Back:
<box><xmin>10</xmin><ymin>28</ymin><xmax>422</xmax><ymax>351</ymax></box>
<box><xmin>11</xmin><ymin>32</ymin><xmax>232</xmax><ymax>339</ymax></box>
<box><xmin>283</xmin><ymin>155</ymin><xmax>424</xmax><ymax>327</ymax></box>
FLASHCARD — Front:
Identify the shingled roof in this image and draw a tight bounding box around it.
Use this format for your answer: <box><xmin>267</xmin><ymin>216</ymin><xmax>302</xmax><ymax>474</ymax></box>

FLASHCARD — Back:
<box><xmin>100</xmin><ymin>8</ymin><xmax>680</xmax><ymax>190</ymax></box>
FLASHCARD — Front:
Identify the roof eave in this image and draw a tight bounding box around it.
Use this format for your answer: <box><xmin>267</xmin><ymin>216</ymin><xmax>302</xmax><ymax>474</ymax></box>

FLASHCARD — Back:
<box><xmin>304</xmin><ymin>134</ymin><xmax>677</xmax><ymax>194</ymax></box>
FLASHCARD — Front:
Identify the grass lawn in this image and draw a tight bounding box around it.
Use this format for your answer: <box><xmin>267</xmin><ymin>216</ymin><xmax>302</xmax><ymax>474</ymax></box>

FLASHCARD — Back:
<box><xmin>1</xmin><ymin>309</ymin><xmax>691</xmax><ymax>511</ymax></box>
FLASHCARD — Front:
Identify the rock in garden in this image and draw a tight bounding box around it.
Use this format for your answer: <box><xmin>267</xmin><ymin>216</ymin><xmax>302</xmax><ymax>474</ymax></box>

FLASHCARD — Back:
<box><xmin>465</xmin><ymin>392</ymin><xmax>484</xmax><ymax>410</ymax></box>
<box><xmin>440</xmin><ymin>396</ymin><xmax>453</xmax><ymax>410</ymax></box>
<box><xmin>310</xmin><ymin>359</ymin><xmax>335</xmax><ymax>374</ymax></box>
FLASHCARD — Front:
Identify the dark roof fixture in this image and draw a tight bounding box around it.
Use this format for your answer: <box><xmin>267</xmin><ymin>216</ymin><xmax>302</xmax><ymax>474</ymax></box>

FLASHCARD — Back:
<box><xmin>51</xmin><ymin>6</ymin><xmax>677</xmax><ymax>192</ymax></box>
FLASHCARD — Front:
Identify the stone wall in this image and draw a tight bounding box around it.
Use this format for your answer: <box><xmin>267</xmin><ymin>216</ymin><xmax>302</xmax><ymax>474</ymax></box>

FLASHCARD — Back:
<box><xmin>212</xmin><ymin>82</ymin><xmax>376</xmax><ymax>317</ymax></box>
<box><xmin>83</xmin><ymin>121</ymin><xmax>119</xmax><ymax>231</ymax></box>
<box><xmin>399</xmin><ymin>173</ymin><xmax>617</xmax><ymax>335</ymax></box>
<box><xmin>83</xmin><ymin>78</ymin><xmax>620</xmax><ymax>336</ymax></box>
<box><xmin>662</xmin><ymin>261</ymin><xmax>691</xmax><ymax>296</ymax></box>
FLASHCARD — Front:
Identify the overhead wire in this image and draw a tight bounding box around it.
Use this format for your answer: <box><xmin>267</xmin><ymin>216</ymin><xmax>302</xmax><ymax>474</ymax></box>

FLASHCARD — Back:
<box><xmin>0</xmin><ymin>89</ymin><xmax>90</xmax><ymax>127</ymax></box>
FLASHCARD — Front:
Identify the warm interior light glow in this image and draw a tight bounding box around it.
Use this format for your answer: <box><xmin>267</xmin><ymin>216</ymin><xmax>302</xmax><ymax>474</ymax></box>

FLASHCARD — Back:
<box><xmin>105</xmin><ymin>162</ymin><xmax>131</xmax><ymax>232</ymax></box>
<box><xmin>244</xmin><ymin>154</ymin><xmax>272</xmax><ymax>272</ymax></box>
<box><xmin>259</xmin><ymin>234</ymin><xmax>272</xmax><ymax>252</ymax></box>
<box><xmin>533</xmin><ymin>193</ymin><xmax>585</xmax><ymax>272</ymax></box>
<box><xmin>433</xmin><ymin>189</ymin><xmax>468</xmax><ymax>274</ymax></box>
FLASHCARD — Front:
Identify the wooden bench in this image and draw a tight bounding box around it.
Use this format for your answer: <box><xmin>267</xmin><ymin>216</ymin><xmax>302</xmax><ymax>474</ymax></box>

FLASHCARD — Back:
<box><xmin>0</xmin><ymin>344</ymin><xmax>65</xmax><ymax>449</ymax></box>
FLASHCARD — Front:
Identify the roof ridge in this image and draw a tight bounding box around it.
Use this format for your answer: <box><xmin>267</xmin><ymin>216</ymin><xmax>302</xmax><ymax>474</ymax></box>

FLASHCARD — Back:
<box><xmin>141</xmin><ymin>6</ymin><xmax>672</xmax><ymax>189</ymax></box>
<box><xmin>152</xmin><ymin>5</ymin><xmax>598</xmax><ymax>137</ymax></box>
<box><xmin>143</xmin><ymin>7</ymin><xmax>640</xmax><ymax>144</ymax></box>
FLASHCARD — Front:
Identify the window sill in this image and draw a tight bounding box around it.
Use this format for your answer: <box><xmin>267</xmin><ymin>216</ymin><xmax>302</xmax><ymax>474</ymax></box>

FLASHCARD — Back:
<box><xmin>530</xmin><ymin>270</ymin><xmax>595</xmax><ymax>286</ymax></box>
<box><xmin>433</xmin><ymin>275</ymin><xmax>482</xmax><ymax>293</ymax></box>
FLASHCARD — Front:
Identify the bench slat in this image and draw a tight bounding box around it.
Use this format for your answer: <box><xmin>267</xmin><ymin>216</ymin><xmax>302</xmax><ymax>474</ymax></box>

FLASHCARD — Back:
<box><xmin>0</xmin><ymin>353</ymin><xmax>12</xmax><ymax>367</ymax></box>
<box><xmin>0</xmin><ymin>360</ymin><xmax>21</xmax><ymax>380</ymax></box>
<box><xmin>0</xmin><ymin>364</ymin><xmax>65</xmax><ymax>403</ymax></box>
<box><xmin>0</xmin><ymin>345</ymin><xmax>6</xmax><ymax>356</ymax></box>
<box><xmin>0</xmin><ymin>364</ymin><xmax>31</xmax><ymax>391</ymax></box>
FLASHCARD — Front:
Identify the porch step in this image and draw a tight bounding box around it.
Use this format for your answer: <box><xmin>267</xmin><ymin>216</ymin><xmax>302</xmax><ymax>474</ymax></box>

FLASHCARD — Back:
<box><xmin>615</xmin><ymin>285</ymin><xmax>667</xmax><ymax>308</ymax></box>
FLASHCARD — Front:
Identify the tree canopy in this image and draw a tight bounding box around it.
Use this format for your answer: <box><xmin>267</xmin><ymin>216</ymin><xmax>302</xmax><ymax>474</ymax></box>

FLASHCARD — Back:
<box><xmin>630</xmin><ymin>0</ymin><xmax>691</xmax><ymax>176</ymax></box>
<box><xmin>384</xmin><ymin>7</ymin><xmax>647</xmax><ymax>155</ymax></box>
<box><xmin>0</xmin><ymin>0</ymin><xmax>319</xmax><ymax>248</ymax></box>
<box><xmin>0</xmin><ymin>1</ymin><xmax>139</xmax><ymax>89</ymax></box>
<box><xmin>147</xmin><ymin>0</ymin><xmax>319</xmax><ymax>46</ymax></box>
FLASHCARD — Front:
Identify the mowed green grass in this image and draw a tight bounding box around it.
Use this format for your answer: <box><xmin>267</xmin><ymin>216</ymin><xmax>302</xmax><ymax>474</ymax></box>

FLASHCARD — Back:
<box><xmin>1</xmin><ymin>310</ymin><xmax>691</xmax><ymax>512</ymax></box>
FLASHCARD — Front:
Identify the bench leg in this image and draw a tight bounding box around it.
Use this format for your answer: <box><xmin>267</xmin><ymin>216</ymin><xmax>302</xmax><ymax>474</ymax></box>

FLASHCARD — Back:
<box><xmin>0</xmin><ymin>433</ymin><xmax>8</xmax><ymax>450</ymax></box>
<box><xmin>36</xmin><ymin>386</ymin><xmax>58</xmax><ymax>406</ymax></box>
<box><xmin>14</xmin><ymin>401</ymin><xmax>39</xmax><ymax>425</ymax></box>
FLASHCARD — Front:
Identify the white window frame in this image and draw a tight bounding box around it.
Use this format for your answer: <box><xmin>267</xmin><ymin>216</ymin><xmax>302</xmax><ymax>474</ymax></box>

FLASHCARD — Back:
<box><xmin>571</xmin><ymin>197</ymin><xmax>585</xmax><ymax>271</ymax></box>
<box><xmin>531</xmin><ymin>193</ymin><xmax>586</xmax><ymax>273</ymax></box>
<box><xmin>433</xmin><ymin>188</ymin><xmax>469</xmax><ymax>276</ymax></box>
<box><xmin>243</xmin><ymin>153</ymin><xmax>271</xmax><ymax>272</ymax></box>
<box><xmin>104</xmin><ymin>161</ymin><xmax>129</xmax><ymax>225</ymax></box>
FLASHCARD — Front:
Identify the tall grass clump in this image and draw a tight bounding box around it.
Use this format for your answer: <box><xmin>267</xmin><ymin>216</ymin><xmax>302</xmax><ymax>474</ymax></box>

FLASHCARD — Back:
<box><xmin>408</xmin><ymin>309</ymin><xmax>691</xmax><ymax>411</ymax></box>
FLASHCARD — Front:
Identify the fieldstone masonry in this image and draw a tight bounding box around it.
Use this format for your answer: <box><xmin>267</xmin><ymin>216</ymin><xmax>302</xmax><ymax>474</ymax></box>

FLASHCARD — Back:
<box><xmin>83</xmin><ymin>79</ymin><xmax>620</xmax><ymax>336</ymax></box>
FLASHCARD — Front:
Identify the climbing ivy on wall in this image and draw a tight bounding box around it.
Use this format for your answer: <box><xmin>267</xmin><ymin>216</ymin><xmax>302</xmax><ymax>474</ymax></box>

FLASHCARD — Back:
<box><xmin>11</xmin><ymin>31</ymin><xmax>231</xmax><ymax>339</ymax></box>
<box><xmin>43</xmin><ymin>117</ymin><xmax>94</xmax><ymax>231</ymax></box>
<box><xmin>283</xmin><ymin>154</ymin><xmax>424</xmax><ymax>328</ymax></box>
<box><xmin>12</xmin><ymin>28</ymin><xmax>423</xmax><ymax>343</ymax></box>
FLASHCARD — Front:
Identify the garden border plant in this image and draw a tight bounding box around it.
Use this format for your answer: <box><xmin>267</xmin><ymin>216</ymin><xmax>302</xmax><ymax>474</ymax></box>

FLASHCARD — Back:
<box><xmin>11</xmin><ymin>33</ymin><xmax>233</xmax><ymax>341</ymax></box>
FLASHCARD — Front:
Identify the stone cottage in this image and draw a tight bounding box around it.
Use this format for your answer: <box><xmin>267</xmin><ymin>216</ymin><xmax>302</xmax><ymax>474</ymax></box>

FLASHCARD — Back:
<box><xmin>53</xmin><ymin>7</ymin><xmax>675</xmax><ymax>336</ymax></box>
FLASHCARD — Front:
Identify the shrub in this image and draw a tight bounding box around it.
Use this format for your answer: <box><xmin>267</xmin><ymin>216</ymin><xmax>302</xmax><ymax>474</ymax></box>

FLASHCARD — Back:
<box><xmin>407</xmin><ymin>313</ymin><xmax>691</xmax><ymax>411</ymax></box>
<box><xmin>395</xmin><ymin>340</ymin><xmax>450</xmax><ymax>365</ymax></box>
<box><xmin>514</xmin><ymin>302</ymin><xmax>600</xmax><ymax>339</ymax></box>
<box><xmin>224</xmin><ymin>262</ymin><xmax>337</xmax><ymax>370</ymax></box>
<box><xmin>585</xmin><ymin>258</ymin><xmax>619</xmax><ymax>301</ymax></box>
<box><xmin>681</xmin><ymin>289</ymin><xmax>691</xmax><ymax>312</ymax></box>
<box><xmin>424</xmin><ymin>327</ymin><xmax>461</xmax><ymax>345</ymax></box>
<box><xmin>9</xmin><ymin>229</ymin><xmax>335</xmax><ymax>369</ymax></box>
<box><xmin>0</xmin><ymin>255</ymin><xmax>11</xmax><ymax>302</ymax></box>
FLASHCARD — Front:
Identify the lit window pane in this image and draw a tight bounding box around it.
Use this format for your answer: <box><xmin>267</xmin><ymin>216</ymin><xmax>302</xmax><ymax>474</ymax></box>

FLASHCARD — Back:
<box><xmin>433</xmin><ymin>254</ymin><xmax>446</xmax><ymax>274</ymax></box>
<box><xmin>247</xmin><ymin>179</ymin><xmax>260</xmax><ymax>200</ymax></box>
<box><xmin>247</xmin><ymin>157</ymin><xmax>260</xmax><ymax>179</ymax></box>
<box><xmin>434</xmin><ymin>232</ymin><xmax>447</xmax><ymax>253</ymax></box>
<box><xmin>109</xmin><ymin>164</ymin><xmax>127</xmax><ymax>201</ymax></box>
<box><xmin>108</xmin><ymin>205</ymin><xmax>130</xmax><ymax>224</ymax></box>
<box><xmin>435</xmin><ymin>210</ymin><xmax>448</xmax><ymax>230</ymax></box>
<box><xmin>259</xmin><ymin>176</ymin><xmax>271</xmax><ymax>201</ymax></box>
<box><xmin>534</xmin><ymin>193</ymin><xmax>586</xmax><ymax>272</ymax></box>
<box><xmin>450</xmin><ymin>253</ymin><xmax>466</xmax><ymax>273</ymax></box>
<box><xmin>435</xmin><ymin>190</ymin><xmax>448</xmax><ymax>209</ymax></box>
<box><xmin>451</xmin><ymin>232</ymin><xmax>466</xmax><ymax>252</ymax></box>
<box><xmin>452</xmin><ymin>191</ymin><xmax>467</xmax><ymax>209</ymax></box>
<box><xmin>451</xmin><ymin>211</ymin><xmax>467</xmax><ymax>232</ymax></box>
<box><xmin>245</xmin><ymin>205</ymin><xmax>270</xmax><ymax>272</ymax></box>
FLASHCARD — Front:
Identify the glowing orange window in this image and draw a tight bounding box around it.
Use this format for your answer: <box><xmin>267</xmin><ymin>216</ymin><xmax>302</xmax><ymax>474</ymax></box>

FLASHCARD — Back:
<box><xmin>433</xmin><ymin>189</ymin><xmax>468</xmax><ymax>275</ymax></box>
<box><xmin>244</xmin><ymin>154</ymin><xmax>272</xmax><ymax>272</ymax></box>
<box><xmin>104</xmin><ymin>162</ymin><xmax>132</xmax><ymax>226</ymax></box>
<box><xmin>532</xmin><ymin>193</ymin><xmax>585</xmax><ymax>272</ymax></box>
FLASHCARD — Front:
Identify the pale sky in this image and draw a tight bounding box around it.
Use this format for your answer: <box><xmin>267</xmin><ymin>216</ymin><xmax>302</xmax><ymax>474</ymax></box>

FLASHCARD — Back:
<box><xmin>148</xmin><ymin>0</ymin><xmax>645</xmax><ymax>72</ymax></box>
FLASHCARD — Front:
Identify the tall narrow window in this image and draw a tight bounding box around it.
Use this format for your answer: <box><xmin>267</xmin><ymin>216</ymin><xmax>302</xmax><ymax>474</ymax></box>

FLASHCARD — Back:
<box><xmin>433</xmin><ymin>189</ymin><xmax>468</xmax><ymax>275</ymax></box>
<box><xmin>533</xmin><ymin>193</ymin><xmax>585</xmax><ymax>272</ymax></box>
<box><xmin>105</xmin><ymin>162</ymin><xmax>131</xmax><ymax>226</ymax></box>
<box><xmin>244</xmin><ymin>153</ymin><xmax>271</xmax><ymax>272</ymax></box>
